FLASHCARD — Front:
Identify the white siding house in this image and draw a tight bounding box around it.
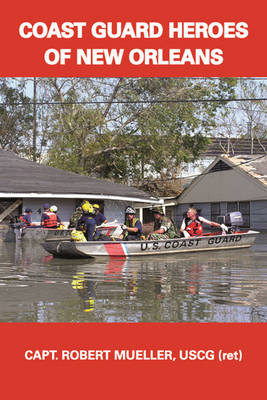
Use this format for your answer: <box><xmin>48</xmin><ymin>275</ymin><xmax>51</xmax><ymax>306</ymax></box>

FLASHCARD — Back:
<box><xmin>0</xmin><ymin>150</ymin><xmax>161</xmax><ymax>226</ymax></box>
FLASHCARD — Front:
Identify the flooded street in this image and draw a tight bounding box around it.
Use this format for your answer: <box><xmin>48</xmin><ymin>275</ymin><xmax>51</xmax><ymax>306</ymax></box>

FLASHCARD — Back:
<box><xmin>0</xmin><ymin>234</ymin><xmax>267</xmax><ymax>322</ymax></box>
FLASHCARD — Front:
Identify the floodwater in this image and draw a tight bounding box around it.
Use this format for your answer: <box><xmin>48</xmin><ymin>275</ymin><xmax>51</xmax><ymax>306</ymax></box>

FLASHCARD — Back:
<box><xmin>0</xmin><ymin>234</ymin><xmax>267</xmax><ymax>323</ymax></box>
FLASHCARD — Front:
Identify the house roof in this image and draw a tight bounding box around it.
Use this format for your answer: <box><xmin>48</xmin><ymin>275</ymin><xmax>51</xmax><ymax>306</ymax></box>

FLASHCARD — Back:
<box><xmin>223</xmin><ymin>154</ymin><xmax>267</xmax><ymax>186</ymax></box>
<box><xmin>201</xmin><ymin>137</ymin><xmax>267</xmax><ymax>157</ymax></box>
<box><xmin>0</xmin><ymin>150</ymin><xmax>160</xmax><ymax>204</ymax></box>
<box><xmin>173</xmin><ymin>154</ymin><xmax>267</xmax><ymax>204</ymax></box>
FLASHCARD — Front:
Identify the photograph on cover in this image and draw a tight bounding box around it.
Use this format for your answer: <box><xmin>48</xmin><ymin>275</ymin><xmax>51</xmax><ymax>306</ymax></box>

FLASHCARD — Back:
<box><xmin>0</xmin><ymin>76</ymin><xmax>266</xmax><ymax>322</ymax></box>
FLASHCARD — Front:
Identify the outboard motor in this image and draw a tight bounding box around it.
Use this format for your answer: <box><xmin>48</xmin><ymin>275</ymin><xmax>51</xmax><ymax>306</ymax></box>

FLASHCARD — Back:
<box><xmin>224</xmin><ymin>211</ymin><xmax>243</xmax><ymax>233</ymax></box>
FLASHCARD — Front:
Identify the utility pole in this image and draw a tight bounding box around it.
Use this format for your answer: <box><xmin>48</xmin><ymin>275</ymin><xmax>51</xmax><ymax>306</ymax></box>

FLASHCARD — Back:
<box><xmin>32</xmin><ymin>77</ymin><xmax>37</xmax><ymax>161</ymax></box>
<box><xmin>248</xmin><ymin>121</ymin><xmax>253</xmax><ymax>155</ymax></box>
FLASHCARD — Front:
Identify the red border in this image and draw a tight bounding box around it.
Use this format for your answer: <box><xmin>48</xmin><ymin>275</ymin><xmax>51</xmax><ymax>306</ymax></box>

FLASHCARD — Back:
<box><xmin>0</xmin><ymin>1</ymin><xmax>266</xmax><ymax>397</ymax></box>
<box><xmin>1</xmin><ymin>323</ymin><xmax>266</xmax><ymax>398</ymax></box>
<box><xmin>0</xmin><ymin>0</ymin><xmax>266</xmax><ymax>76</ymax></box>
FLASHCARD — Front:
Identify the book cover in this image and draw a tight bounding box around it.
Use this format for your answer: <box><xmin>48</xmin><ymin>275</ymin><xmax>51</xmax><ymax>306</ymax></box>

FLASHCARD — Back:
<box><xmin>0</xmin><ymin>0</ymin><xmax>266</xmax><ymax>398</ymax></box>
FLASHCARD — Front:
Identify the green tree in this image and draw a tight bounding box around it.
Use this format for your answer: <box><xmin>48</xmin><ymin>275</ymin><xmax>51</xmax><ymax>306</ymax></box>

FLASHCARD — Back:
<box><xmin>40</xmin><ymin>77</ymin><xmax>237</xmax><ymax>183</ymax></box>
<box><xmin>0</xmin><ymin>79</ymin><xmax>33</xmax><ymax>154</ymax></box>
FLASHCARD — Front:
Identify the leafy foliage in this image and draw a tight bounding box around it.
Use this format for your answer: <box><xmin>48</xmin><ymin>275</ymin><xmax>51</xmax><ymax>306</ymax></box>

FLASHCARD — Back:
<box><xmin>0</xmin><ymin>78</ymin><xmax>238</xmax><ymax>189</ymax></box>
<box><xmin>41</xmin><ymin>77</ymin><xmax>237</xmax><ymax>184</ymax></box>
<box><xmin>0</xmin><ymin>79</ymin><xmax>33</xmax><ymax>154</ymax></box>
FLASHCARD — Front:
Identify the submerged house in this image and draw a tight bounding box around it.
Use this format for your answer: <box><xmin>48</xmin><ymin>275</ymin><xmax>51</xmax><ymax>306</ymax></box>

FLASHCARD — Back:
<box><xmin>172</xmin><ymin>154</ymin><xmax>267</xmax><ymax>230</ymax></box>
<box><xmin>0</xmin><ymin>150</ymin><xmax>161</xmax><ymax>226</ymax></box>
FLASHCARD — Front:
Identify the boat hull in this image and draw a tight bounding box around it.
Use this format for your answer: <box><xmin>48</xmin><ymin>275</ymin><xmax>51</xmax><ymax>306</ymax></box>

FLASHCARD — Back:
<box><xmin>42</xmin><ymin>230</ymin><xmax>259</xmax><ymax>259</ymax></box>
<box><xmin>17</xmin><ymin>227</ymin><xmax>72</xmax><ymax>242</ymax></box>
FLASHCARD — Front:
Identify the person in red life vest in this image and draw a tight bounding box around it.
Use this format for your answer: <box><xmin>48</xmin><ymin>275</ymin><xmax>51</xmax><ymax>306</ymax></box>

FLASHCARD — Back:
<box><xmin>20</xmin><ymin>208</ymin><xmax>33</xmax><ymax>226</ymax></box>
<box><xmin>50</xmin><ymin>205</ymin><xmax>62</xmax><ymax>227</ymax></box>
<box><xmin>41</xmin><ymin>203</ymin><xmax>58</xmax><ymax>228</ymax></box>
<box><xmin>180</xmin><ymin>207</ymin><xmax>228</xmax><ymax>238</ymax></box>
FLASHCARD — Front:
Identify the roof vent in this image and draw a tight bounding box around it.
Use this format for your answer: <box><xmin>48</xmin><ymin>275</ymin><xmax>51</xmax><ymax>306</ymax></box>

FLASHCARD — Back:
<box><xmin>209</xmin><ymin>160</ymin><xmax>232</xmax><ymax>173</ymax></box>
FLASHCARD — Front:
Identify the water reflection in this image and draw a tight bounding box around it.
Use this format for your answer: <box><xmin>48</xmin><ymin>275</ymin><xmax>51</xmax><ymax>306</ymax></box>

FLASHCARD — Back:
<box><xmin>0</xmin><ymin>237</ymin><xmax>267</xmax><ymax>322</ymax></box>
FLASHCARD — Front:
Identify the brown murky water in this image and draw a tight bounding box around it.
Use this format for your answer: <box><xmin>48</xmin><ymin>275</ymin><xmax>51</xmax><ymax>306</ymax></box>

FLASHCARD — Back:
<box><xmin>0</xmin><ymin>234</ymin><xmax>267</xmax><ymax>322</ymax></box>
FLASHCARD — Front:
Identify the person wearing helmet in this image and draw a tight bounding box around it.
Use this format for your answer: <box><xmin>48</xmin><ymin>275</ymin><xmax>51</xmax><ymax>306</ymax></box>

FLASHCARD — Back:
<box><xmin>149</xmin><ymin>206</ymin><xmax>178</xmax><ymax>240</ymax></box>
<box><xmin>120</xmin><ymin>206</ymin><xmax>143</xmax><ymax>241</ymax></box>
<box><xmin>40</xmin><ymin>203</ymin><xmax>58</xmax><ymax>229</ymax></box>
<box><xmin>69</xmin><ymin>205</ymin><xmax>84</xmax><ymax>228</ymax></box>
<box><xmin>69</xmin><ymin>200</ymin><xmax>91</xmax><ymax>228</ymax></box>
<box><xmin>50</xmin><ymin>205</ymin><xmax>62</xmax><ymax>227</ymax></box>
<box><xmin>76</xmin><ymin>202</ymin><xmax>97</xmax><ymax>241</ymax></box>
<box><xmin>93</xmin><ymin>204</ymin><xmax>107</xmax><ymax>226</ymax></box>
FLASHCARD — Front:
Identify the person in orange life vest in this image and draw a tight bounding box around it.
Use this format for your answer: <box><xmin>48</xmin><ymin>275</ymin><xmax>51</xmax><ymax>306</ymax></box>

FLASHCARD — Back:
<box><xmin>41</xmin><ymin>203</ymin><xmax>58</xmax><ymax>228</ymax></box>
<box><xmin>180</xmin><ymin>207</ymin><xmax>228</xmax><ymax>238</ymax></box>
<box><xmin>20</xmin><ymin>208</ymin><xmax>33</xmax><ymax>226</ymax></box>
<box><xmin>50</xmin><ymin>205</ymin><xmax>62</xmax><ymax>226</ymax></box>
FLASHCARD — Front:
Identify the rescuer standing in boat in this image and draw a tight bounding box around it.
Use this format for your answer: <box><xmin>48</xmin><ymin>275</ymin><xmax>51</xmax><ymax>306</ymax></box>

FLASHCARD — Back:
<box><xmin>180</xmin><ymin>207</ymin><xmax>228</xmax><ymax>238</ymax></box>
<box><xmin>120</xmin><ymin>206</ymin><xmax>143</xmax><ymax>240</ymax></box>
<box><xmin>77</xmin><ymin>202</ymin><xmax>97</xmax><ymax>241</ymax></box>
<box><xmin>149</xmin><ymin>206</ymin><xmax>178</xmax><ymax>240</ymax></box>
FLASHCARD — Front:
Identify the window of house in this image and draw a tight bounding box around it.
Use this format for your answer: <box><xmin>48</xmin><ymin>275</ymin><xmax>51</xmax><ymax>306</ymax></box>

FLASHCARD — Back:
<box><xmin>227</xmin><ymin>201</ymin><xmax>250</xmax><ymax>227</ymax></box>
<box><xmin>227</xmin><ymin>202</ymin><xmax>238</xmax><ymax>213</ymax></box>
<box><xmin>211</xmin><ymin>202</ymin><xmax>221</xmax><ymax>223</ymax></box>
<box><xmin>210</xmin><ymin>201</ymin><xmax>250</xmax><ymax>227</ymax></box>
<box><xmin>239</xmin><ymin>202</ymin><xmax>250</xmax><ymax>228</ymax></box>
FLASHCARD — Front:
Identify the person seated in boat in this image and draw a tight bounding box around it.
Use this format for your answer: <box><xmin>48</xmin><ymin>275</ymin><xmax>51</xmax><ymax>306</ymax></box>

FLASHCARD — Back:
<box><xmin>93</xmin><ymin>204</ymin><xmax>108</xmax><ymax>226</ymax></box>
<box><xmin>69</xmin><ymin>200</ymin><xmax>93</xmax><ymax>228</ymax></box>
<box><xmin>50</xmin><ymin>205</ymin><xmax>63</xmax><ymax>228</ymax></box>
<box><xmin>76</xmin><ymin>202</ymin><xmax>97</xmax><ymax>241</ymax></box>
<box><xmin>69</xmin><ymin>205</ymin><xmax>83</xmax><ymax>228</ymax></box>
<box><xmin>148</xmin><ymin>206</ymin><xmax>179</xmax><ymax>240</ymax></box>
<box><xmin>40</xmin><ymin>203</ymin><xmax>50</xmax><ymax>224</ymax></box>
<box><xmin>19</xmin><ymin>208</ymin><xmax>33</xmax><ymax>226</ymax></box>
<box><xmin>40</xmin><ymin>203</ymin><xmax>58</xmax><ymax>229</ymax></box>
<box><xmin>120</xmin><ymin>206</ymin><xmax>143</xmax><ymax>241</ymax></box>
<box><xmin>180</xmin><ymin>207</ymin><xmax>228</xmax><ymax>238</ymax></box>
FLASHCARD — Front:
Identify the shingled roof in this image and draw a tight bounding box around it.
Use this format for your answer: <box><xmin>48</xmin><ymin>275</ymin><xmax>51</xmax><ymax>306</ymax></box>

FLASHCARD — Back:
<box><xmin>0</xmin><ymin>150</ymin><xmax>160</xmax><ymax>203</ymax></box>
<box><xmin>202</xmin><ymin>137</ymin><xmax>267</xmax><ymax>156</ymax></box>
<box><xmin>172</xmin><ymin>154</ymin><xmax>267</xmax><ymax>204</ymax></box>
<box><xmin>223</xmin><ymin>154</ymin><xmax>267</xmax><ymax>186</ymax></box>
